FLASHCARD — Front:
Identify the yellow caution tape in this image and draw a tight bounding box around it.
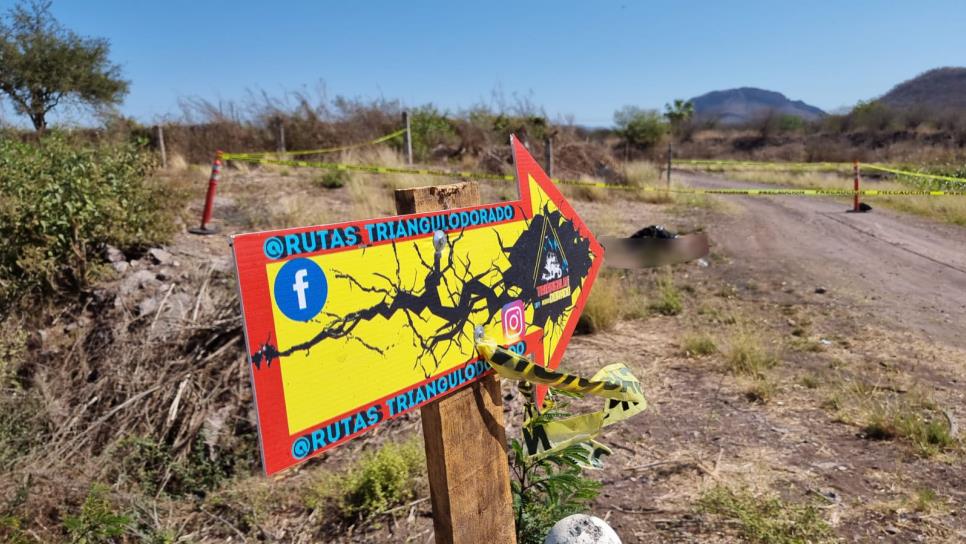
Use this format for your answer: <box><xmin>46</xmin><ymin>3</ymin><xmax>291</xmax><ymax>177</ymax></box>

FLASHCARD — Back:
<box><xmin>678</xmin><ymin>159</ymin><xmax>966</xmax><ymax>187</ymax></box>
<box><xmin>475</xmin><ymin>338</ymin><xmax>647</xmax><ymax>469</ymax></box>
<box><xmin>222</xmin><ymin>128</ymin><xmax>406</xmax><ymax>160</ymax></box>
<box><xmin>476</xmin><ymin>339</ymin><xmax>645</xmax><ymax>402</ymax></box>
<box><xmin>677</xmin><ymin>159</ymin><xmax>849</xmax><ymax>171</ymax></box>
<box><xmin>861</xmin><ymin>163</ymin><xmax>966</xmax><ymax>186</ymax></box>
<box><xmin>223</xmin><ymin>154</ymin><xmax>966</xmax><ymax>197</ymax></box>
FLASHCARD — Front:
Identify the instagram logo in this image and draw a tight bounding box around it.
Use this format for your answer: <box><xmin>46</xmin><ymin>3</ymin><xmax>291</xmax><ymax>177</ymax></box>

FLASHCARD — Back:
<box><xmin>501</xmin><ymin>300</ymin><xmax>526</xmax><ymax>342</ymax></box>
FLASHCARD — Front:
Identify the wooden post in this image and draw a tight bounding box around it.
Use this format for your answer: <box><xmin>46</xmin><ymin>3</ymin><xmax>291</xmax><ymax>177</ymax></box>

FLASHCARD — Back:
<box><xmin>544</xmin><ymin>135</ymin><xmax>554</xmax><ymax>179</ymax></box>
<box><xmin>853</xmin><ymin>160</ymin><xmax>861</xmax><ymax>212</ymax></box>
<box><xmin>666</xmin><ymin>141</ymin><xmax>672</xmax><ymax>188</ymax></box>
<box><xmin>276</xmin><ymin>118</ymin><xmax>286</xmax><ymax>155</ymax></box>
<box><xmin>157</xmin><ymin>125</ymin><xmax>167</xmax><ymax>169</ymax></box>
<box><xmin>395</xmin><ymin>182</ymin><xmax>516</xmax><ymax>544</ymax></box>
<box><xmin>403</xmin><ymin>111</ymin><xmax>414</xmax><ymax>165</ymax></box>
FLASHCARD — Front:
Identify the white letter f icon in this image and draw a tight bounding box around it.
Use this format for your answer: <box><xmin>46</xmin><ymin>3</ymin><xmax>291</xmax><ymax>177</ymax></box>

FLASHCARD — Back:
<box><xmin>293</xmin><ymin>269</ymin><xmax>310</xmax><ymax>310</ymax></box>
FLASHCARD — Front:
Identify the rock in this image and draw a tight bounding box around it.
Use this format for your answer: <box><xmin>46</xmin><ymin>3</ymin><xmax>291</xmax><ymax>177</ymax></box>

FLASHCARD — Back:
<box><xmin>27</xmin><ymin>329</ymin><xmax>47</xmax><ymax>350</ymax></box>
<box><xmin>112</xmin><ymin>261</ymin><xmax>129</xmax><ymax>273</ymax></box>
<box><xmin>696</xmin><ymin>258</ymin><xmax>709</xmax><ymax>268</ymax></box>
<box><xmin>137</xmin><ymin>297</ymin><xmax>158</xmax><ymax>317</ymax></box>
<box><xmin>545</xmin><ymin>514</ymin><xmax>621</xmax><ymax>544</ymax></box>
<box><xmin>105</xmin><ymin>245</ymin><xmax>125</xmax><ymax>263</ymax></box>
<box><xmin>120</xmin><ymin>269</ymin><xmax>160</xmax><ymax>297</ymax></box>
<box><xmin>149</xmin><ymin>248</ymin><xmax>174</xmax><ymax>265</ymax></box>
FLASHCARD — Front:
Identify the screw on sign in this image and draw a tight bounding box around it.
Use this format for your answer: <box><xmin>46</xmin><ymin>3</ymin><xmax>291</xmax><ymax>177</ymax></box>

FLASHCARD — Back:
<box><xmin>230</xmin><ymin>136</ymin><xmax>603</xmax><ymax>475</ymax></box>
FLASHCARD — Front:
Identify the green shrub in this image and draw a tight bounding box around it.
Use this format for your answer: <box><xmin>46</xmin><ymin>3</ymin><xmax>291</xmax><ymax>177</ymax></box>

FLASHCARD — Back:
<box><xmin>312</xmin><ymin>439</ymin><xmax>425</xmax><ymax>522</ymax></box>
<box><xmin>116</xmin><ymin>436</ymin><xmax>239</xmax><ymax>497</ymax></box>
<box><xmin>410</xmin><ymin>105</ymin><xmax>458</xmax><ymax>161</ymax></box>
<box><xmin>649</xmin><ymin>273</ymin><xmax>683</xmax><ymax>316</ymax></box>
<box><xmin>63</xmin><ymin>484</ymin><xmax>130</xmax><ymax>544</ymax></box>
<box><xmin>0</xmin><ymin>135</ymin><xmax>177</xmax><ymax>304</ymax></box>
<box><xmin>613</xmin><ymin>106</ymin><xmax>666</xmax><ymax>150</ymax></box>
<box><xmin>314</xmin><ymin>170</ymin><xmax>348</xmax><ymax>189</ymax></box>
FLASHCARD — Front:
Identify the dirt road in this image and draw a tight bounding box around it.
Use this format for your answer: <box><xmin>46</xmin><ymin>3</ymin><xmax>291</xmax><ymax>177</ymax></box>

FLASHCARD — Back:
<box><xmin>678</xmin><ymin>171</ymin><xmax>966</xmax><ymax>349</ymax></box>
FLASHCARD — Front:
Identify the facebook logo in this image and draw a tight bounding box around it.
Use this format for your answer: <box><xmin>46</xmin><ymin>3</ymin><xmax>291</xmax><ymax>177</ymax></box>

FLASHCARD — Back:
<box><xmin>273</xmin><ymin>258</ymin><xmax>328</xmax><ymax>321</ymax></box>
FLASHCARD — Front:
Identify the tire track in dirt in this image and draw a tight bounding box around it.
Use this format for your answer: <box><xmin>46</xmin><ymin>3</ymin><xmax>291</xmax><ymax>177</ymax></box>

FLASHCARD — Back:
<box><xmin>678</xmin><ymin>171</ymin><xmax>966</xmax><ymax>349</ymax></box>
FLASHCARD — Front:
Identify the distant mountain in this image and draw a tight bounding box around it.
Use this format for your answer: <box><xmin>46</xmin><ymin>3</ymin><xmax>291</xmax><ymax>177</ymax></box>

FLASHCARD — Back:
<box><xmin>878</xmin><ymin>67</ymin><xmax>966</xmax><ymax>112</ymax></box>
<box><xmin>690</xmin><ymin>87</ymin><xmax>825</xmax><ymax>126</ymax></box>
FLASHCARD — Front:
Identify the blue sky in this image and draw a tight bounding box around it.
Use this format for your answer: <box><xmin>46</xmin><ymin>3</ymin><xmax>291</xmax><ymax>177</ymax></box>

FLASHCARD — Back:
<box><xmin>7</xmin><ymin>0</ymin><xmax>966</xmax><ymax>127</ymax></box>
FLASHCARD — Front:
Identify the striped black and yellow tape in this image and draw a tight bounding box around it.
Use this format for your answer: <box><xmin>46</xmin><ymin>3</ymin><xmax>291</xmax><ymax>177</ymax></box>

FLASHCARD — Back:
<box><xmin>475</xmin><ymin>338</ymin><xmax>645</xmax><ymax>403</ymax></box>
<box><xmin>476</xmin><ymin>336</ymin><xmax>647</xmax><ymax>468</ymax></box>
<box><xmin>222</xmin><ymin>152</ymin><xmax>966</xmax><ymax>197</ymax></box>
<box><xmin>222</xmin><ymin>128</ymin><xmax>406</xmax><ymax>160</ymax></box>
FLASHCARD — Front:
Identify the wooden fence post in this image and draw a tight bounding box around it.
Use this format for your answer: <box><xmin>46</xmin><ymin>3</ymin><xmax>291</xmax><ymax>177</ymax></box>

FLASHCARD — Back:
<box><xmin>157</xmin><ymin>125</ymin><xmax>167</xmax><ymax>169</ymax></box>
<box><xmin>395</xmin><ymin>182</ymin><xmax>517</xmax><ymax>544</ymax></box>
<box><xmin>544</xmin><ymin>135</ymin><xmax>554</xmax><ymax>179</ymax></box>
<box><xmin>276</xmin><ymin>118</ymin><xmax>286</xmax><ymax>155</ymax></box>
<box><xmin>666</xmin><ymin>141</ymin><xmax>672</xmax><ymax>188</ymax></box>
<box><xmin>403</xmin><ymin>111</ymin><xmax>414</xmax><ymax>165</ymax></box>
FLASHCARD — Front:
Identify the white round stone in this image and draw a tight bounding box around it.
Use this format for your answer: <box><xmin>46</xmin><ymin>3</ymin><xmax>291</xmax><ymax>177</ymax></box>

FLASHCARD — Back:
<box><xmin>544</xmin><ymin>514</ymin><xmax>622</xmax><ymax>544</ymax></box>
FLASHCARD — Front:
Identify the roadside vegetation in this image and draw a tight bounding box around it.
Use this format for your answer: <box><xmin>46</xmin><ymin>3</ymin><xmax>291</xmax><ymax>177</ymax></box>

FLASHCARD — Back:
<box><xmin>824</xmin><ymin>380</ymin><xmax>958</xmax><ymax>457</ymax></box>
<box><xmin>698</xmin><ymin>485</ymin><xmax>834</xmax><ymax>544</ymax></box>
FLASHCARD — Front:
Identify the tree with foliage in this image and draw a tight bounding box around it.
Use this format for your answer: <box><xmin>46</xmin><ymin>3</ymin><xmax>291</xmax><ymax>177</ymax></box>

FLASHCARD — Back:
<box><xmin>0</xmin><ymin>1</ymin><xmax>128</xmax><ymax>131</ymax></box>
<box><xmin>613</xmin><ymin>105</ymin><xmax>666</xmax><ymax>155</ymax></box>
<box><xmin>663</xmin><ymin>99</ymin><xmax>694</xmax><ymax>125</ymax></box>
<box><xmin>663</xmin><ymin>98</ymin><xmax>694</xmax><ymax>138</ymax></box>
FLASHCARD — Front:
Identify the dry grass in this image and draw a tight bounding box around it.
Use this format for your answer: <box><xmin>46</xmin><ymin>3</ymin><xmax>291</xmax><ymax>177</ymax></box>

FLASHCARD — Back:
<box><xmin>681</xmin><ymin>332</ymin><xmax>717</xmax><ymax>357</ymax></box>
<box><xmin>743</xmin><ymin>376</ymin><xmax>777</xmax><ymax>404</ymax></box>
<box><xmin>825</xmin><ymin>379</ymin><xmax>958</xmax><ymax>456</ymax></box>
<box><xmin>682</xmin><ymin>166</ymin><xmax>966</xmax><ymax>226</ymax></box>
<box><xmin>577</xmin><ymin>272</ymin><xmax>648</xmax><ymax>333</ymax></box>
<box><xmin>623</xmin><ymin>161</ymin><xmax>674</xmax><ymax>204</ymax></box>
<box><xmin>165</xmin><ymin>152</ymin><xmax>189</xmax><ymax>172</ymax></box>
<box><xmin>697</xmin><ymin>484</ymin><xmax>834</xmax><ymax>543</ymax></box>
<box><xmin>724</xmin><ymin>330</ymin><xmax>778</xmax><ymax>377</ymax></box>
<box><xmin>562</xmin><ymin>175</ymin><xmax>611</xmax><ymax>202</ymax></box>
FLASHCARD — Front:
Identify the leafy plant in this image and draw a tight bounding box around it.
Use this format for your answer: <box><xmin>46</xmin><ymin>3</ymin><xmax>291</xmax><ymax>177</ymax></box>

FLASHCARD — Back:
<box><xmin>613</xmin><ymin>106</ymin><xmax>666</xmax><ymax>151</ymax></box>
<box><xmin>314</xmin><ymin>170</ymin><xmax>348</xmax><ymax>189</ymax></box>
<box><xmin>0</xmin><ymin>135</ymin><xmax>175</xmax><ymax>305</ymax></box>
<box><xmin>649</xmin><ymin>272</ymin><xmax>683</xmax><ymax>316</ymax></box>
<box><xmin>310</xmin><ymin>438</ymin><xmax>425</xmax><ymax>522</ymax></box>
<box><xmin>63</xmin><ymin>484</ymin><xmax>130</xmax><ymax>544</ymax></box>
<box><xmin>116</xmin><ymin>436</ymin><xmax>240</xmax><ymax>498</ymax></box>
<box><xmin>410</xmin><ymin>105</ymin><xmax>458</xmax><ymax>161</ymax></box>
<box><xmin>509</xmin><ymin>396</ymin><xmax>602</xmax><ymax>544</ymax></box>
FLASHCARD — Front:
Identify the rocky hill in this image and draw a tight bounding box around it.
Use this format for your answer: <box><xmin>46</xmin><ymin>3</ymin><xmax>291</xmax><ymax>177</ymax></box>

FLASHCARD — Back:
<box><xmin>878</xmin><ymin>67</ymin><xmax>966</xmax><ymax>112</ymax></box>
<box><xmin>690</xmin><ymin>87</ymin><xmax>825</xmax><ymax>126</ymax></box>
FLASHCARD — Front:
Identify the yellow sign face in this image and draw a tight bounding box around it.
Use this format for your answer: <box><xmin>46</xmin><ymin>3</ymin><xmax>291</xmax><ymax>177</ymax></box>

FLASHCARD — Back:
<box><xmin>232</xmin><ymin>138</ymin><xmax>603</xmax><ymax>474</ymax></box>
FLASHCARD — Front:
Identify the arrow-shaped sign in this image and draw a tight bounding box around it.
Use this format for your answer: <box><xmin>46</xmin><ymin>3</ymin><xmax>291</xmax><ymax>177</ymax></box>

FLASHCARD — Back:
<box><xmin>232</xmin><ymin>137</ymin><xmax>603</xmax><ymax>474</ymax></box>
